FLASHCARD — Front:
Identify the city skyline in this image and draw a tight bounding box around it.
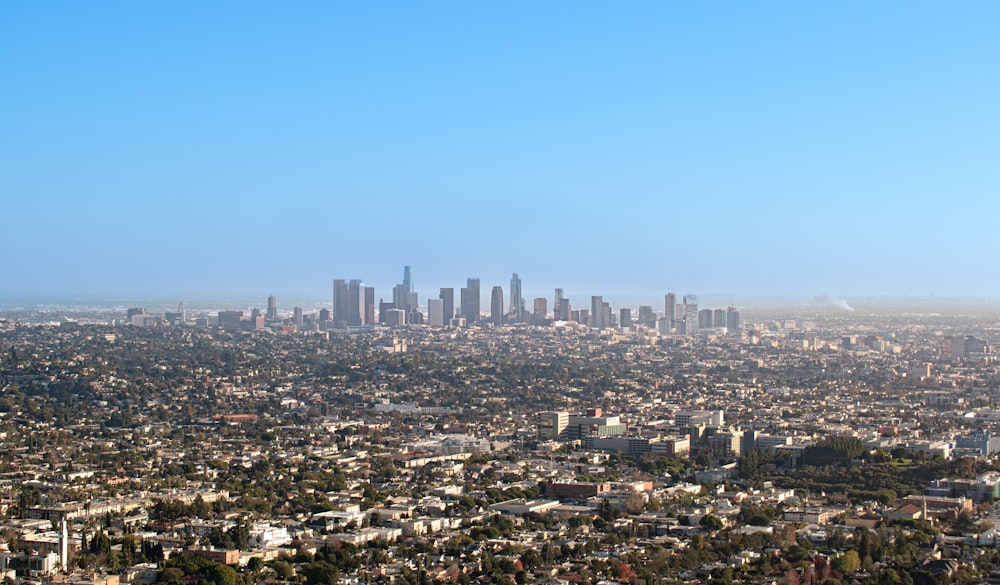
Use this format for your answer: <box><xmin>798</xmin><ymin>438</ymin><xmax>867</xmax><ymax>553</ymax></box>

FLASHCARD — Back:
<box><xmin>4</xmin><ymin>4</ymin><xmax>1000</xmax><ymax>299</ymax></box>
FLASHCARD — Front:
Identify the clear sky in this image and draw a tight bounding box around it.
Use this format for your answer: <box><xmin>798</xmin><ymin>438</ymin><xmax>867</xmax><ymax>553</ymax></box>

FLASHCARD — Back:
<box><xmin>2</xmin><ymin>2</ymin><xmax>999</xmax><ymax>303</ymax></box>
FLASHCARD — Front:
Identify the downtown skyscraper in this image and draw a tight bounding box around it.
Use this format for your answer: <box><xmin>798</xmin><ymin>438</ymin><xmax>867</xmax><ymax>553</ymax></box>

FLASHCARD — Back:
<box><xmin>460</xmin><ymin>278</ymin><xmax>480</xmax><ymax>324</ymax></box>
<box><xmin>509</xmin><ymin>273</ymin><xmax>525</xmax><ymax>323</ymax></box>
<box><xmin>265</xmin><ymin>295</ymin><xmax>278</xmax><ymax>321</ymax></box>
<box><xmin>392</xmin><ymin>265</ymin><xmax>417</xmax><ymax>312</ymax></box>
<box><xmin>439</xmin><ymin>288</ymin><xmax>454</xmax><ymax>324</ymax></box>
<box><xmin>683</xmin><ymin>294</ymin><xmax>698</xmax><ymax>335</ymax></box>
<box><xmin>491</xmin><ymin>286</ymin><xmax>504</xmax><ymax>326</ymax></box>
<box><xmin>591</xmin><ymin>295</ymin><xmax>606</xmax><ymax>329</ymax></box>
<box><xmin>665</xmin><ymin>293</ymin><xmax>677</xmax><ymax>325</ymax></box>
<box><xmin>333</xmin><ymin>278</ymin><xmax>368</xmax><ymax>327</ymax></box>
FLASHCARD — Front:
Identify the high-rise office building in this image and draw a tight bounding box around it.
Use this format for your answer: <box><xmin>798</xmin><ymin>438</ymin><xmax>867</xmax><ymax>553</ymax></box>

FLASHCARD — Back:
<box><xmin>490</xmin><ymin>286</ymin><xmax>504</xmax><ymax>326</ymax></box>
<box><xmin>664</xmin><ymin>293</ymin><xmax>676</xmax><ymax>328</ymax></box>
<box><xmin>266</xmin><ymin>295</ymin><xmax>278</xmax><ymax>321</ymax></box>
<box><xmin>620</xmin><ymin>308</ymin><xmax>632</xmax><ymax>328</ymax></box>
<box><xmin>293</xmin><ymin>306</ymin><xmax>304</xmax><ymax>328</ymax></box>
<box><xmin>698</xmin><ymin>309</ymin><xmax>713</xmax><ymax>330</ymax></box>
<box><xmin>333</xmin><ymin>279</ymin><xmax>349</xmax><ymax>328</ymax></box>
<box><xmin>638</xmin><ymin>305</ymin><xmax>655</xmax><ymax>328</ymax></box>
<box><xmin>392</xmin><ymin>265</ymin><xmax>417</xmax><ymax>312</ymax></box>
<box><xmin>713</xmin><ymin>308</ymin><xmax>726</xmax><ymax>328</ymax></box>
<box><xmin>559</xmin><ymin>298</ymin><xmax>571</xmax><ymax>322</ymax></box>
<box><xmin>218</xmin><ymin>310</ymin><xmax>244</xmax><ymax>330</ymax></box>
<box><xmin>727</xmin><ymin>306</ymin><xmax>741</xmax><ymax>336</ymax></box>
<box><xmin>683</xmin><ymin>294</ymin><xmax>698</xmax><ymax>335</ymax></box>
<box><xmin>347</xmin><ymin>280</ymin><xmax>366</xmax><ymax>326</ymax></box>
<box><xmin>439</xmin><ymin>288</ymin><xmax>454</xmax><ymax>324</ymax></box>
<box><xmin>378</xmin><ymin>301</ymin><xmax>395</xmax><ymax>325</ymax></box>
<box><xmin>365</xmin><ymin>287</ymin><xmax>376</xmax><ymax>325</ymax></box>
<box><xmin>509</xmin><ymin>273</ymin><xmax>524</xmax><ymax>323</ymax></box>
<box><xmin>392</xmin><ymin>284</ymin><xmax>405</xmax><ymax>310</ymax></box>
<box><xmin>554</xmin><ymin>289</ymin><xmax>565</xmax><ymax>320</ymax></box>
<box><xmin>533</xmin><ymin>297</ymin><xmax>547</xmax><ymax>323</ymax></box>
<box><xmin>460</xmin><ymin>288</ymin><xmax>472</xmax><ymax>323</ymax></box>
<box><xmin>427</xmin><ymin>298</ymin><xmax>444</xmax><ymax>327</ymax></box>
<box><xmin>403</xmin><ymin>266</ymin><xmax>420</xmax><ymax>311</ymax></box>
<box><xmin>591</xmin><ymin>296</ymin><xmax>604</xmax><ymax>329</ymax></box>
<box><xmin>658</xmin><ymin>317</ymin><xmax>673</xmax><ymax>335</ymax></box>
<box><xmin>460</xmin><ymin>278</ymin><xmax>480</xmax><ymax>324</ymax></box>
<box><xmin>384</xmin><ymin>309</ymin><xmax>406</xmax><ymax>326</ymax></box>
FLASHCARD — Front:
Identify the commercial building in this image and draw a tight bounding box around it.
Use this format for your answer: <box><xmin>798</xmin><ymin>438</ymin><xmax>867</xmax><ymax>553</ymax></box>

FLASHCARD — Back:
<box><xmin>620</xmin><ymin>308</ymin><xmax>632</xmax><ymax>328</ymax></box>
<box><xmin>460</xmin><ymin>278</ymin><xmax>480</xmax><ymax>324</ymax></box>
<box><xmin>538</xmin><ymin>411</ymin><xmax>569</xmax><ymax>439</ymax></box>
<box><xmin>265</xmin><ymin>295</ymin><xmax>277</xmax><ymax>321</ymax></box>
<box><xmin>439</xmin><ymin>288</ymin><xmax>454</xmax><ymax>324</ymax></box>
<box><xmin>664</xmin><ymin>293</ymin><xmax>676</xmax><ymax>328</ymax></box>
<box><xmin>509</xmin><ymin>273</ymin><xmax>524</xmax><ymax>323</ymax></box>
<box><xmin>566</xmin><ymin>408</ymin><xmax>627</xmax><ymax>440</ymax></box>
<box><xmin>218</xmin><ymin>311</ymin><xmax>244</xmax><ymax>331</ymax></box>
<box><xmin>545</xmin><ymin>482</ymin><xmax>612</xmax><ymax>500</ymax></box>
<box><xmin>533</xmin><ymin>298</ymin><xmax>547</xmax><ymax>323</ymax></box>
<box><xmin>427</xmin><ymin>299</ymin><xmax>445</xmax><ymax>327</ymax></box>
<box><xmin>490</xmin><ymin>286</ymin><xmax>504</xmax><ymax>326</ymax></box>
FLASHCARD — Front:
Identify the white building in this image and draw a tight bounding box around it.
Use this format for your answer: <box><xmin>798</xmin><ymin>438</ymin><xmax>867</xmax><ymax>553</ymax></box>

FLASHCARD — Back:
<box><xmin>248</xmin><ymin>523</ymin><xmax>291</xmax><ymax>548</ymax></box>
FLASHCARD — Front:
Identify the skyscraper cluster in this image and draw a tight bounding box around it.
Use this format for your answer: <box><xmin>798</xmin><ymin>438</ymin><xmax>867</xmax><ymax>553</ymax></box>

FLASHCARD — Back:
<box><xmin>321</xmin><ymin>266</ymin><xmax>740</xmax><ymax>336</ymax></box>
<box><xmin>333</xmin><ymin>279</ymin><xmax>374</xmax><ymax>328</ymax></box>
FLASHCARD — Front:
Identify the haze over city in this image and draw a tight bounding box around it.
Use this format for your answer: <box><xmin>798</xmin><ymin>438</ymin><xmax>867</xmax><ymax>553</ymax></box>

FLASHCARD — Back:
<box><xmin>3</xmin><ymin>3</ymin><xmax>1000</xmax><ymax>301</ymax></box>
<box><xmin>11</xmin><ymin>5</ymin><xmax>1000</xmax><ymax>585</ymax></box>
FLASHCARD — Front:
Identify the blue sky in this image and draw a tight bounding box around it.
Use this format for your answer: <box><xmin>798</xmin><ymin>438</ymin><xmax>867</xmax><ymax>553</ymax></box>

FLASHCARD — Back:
<box><xmin>2</xmin><ymin>2</ymin><xmax>999</xmax><ymax>303</ymax></box>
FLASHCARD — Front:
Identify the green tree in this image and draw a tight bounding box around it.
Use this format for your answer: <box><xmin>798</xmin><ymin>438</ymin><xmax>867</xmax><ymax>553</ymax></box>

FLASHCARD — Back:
<box><xmin>203</xmin><ymin>563</ymin><xmax>238</xmax><ymax>585</ymax></box>
<box><xmin>831</xmin><ymin>551</ymin><xmax>860</xmax><ymax>575</ymax></box>
<box><xmin>302</xmin><ymin>561</ymin><xmax>340</xmax><ymax>585</ymax></box>
<box><xmin>700</xmin><ymin>514</ymin><xmax>724</xmax><ymax>532</ymax></box>
<box><xmin>270</xmin><ymin>560</ymin><xmax>295</xmax><ymax>581</ymax></box>
<box><xmin>160</xmin><ymin>568</ymin><xmax>185</xmax><ymax>585</ymax></box>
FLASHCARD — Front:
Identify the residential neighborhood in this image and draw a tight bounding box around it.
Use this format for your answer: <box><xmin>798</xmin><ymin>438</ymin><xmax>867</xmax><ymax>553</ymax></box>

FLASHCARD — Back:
<box><xmin>3</xmin><ymin>302</ymin><xmax>1000</xmax><ymax>585</ymax></box>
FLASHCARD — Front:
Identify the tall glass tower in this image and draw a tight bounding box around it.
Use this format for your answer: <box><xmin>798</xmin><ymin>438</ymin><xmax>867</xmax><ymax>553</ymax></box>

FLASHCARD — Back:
<box><xmin>510</xmin><ymin>273</ymin><xmax>525</xmax><ymax>323</ymax></box>
<box><xmin>491</xmin><ymin>286</ymin><xmax>505</xmax><ymax>326</ymax></box>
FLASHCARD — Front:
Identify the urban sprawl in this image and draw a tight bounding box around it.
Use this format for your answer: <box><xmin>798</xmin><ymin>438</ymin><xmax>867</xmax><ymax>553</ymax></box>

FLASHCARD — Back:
<box><xmin>4</xmin><ymin>268</ymin><xmax>1000</xmax><ymax>585</ymax></box>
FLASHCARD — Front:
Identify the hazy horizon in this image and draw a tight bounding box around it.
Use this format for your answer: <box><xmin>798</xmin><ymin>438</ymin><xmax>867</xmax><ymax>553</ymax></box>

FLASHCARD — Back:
<box><xmin>6</xmin><ymin>288</ymin><xmax>1000</xmax><ymax>317</ymax></box>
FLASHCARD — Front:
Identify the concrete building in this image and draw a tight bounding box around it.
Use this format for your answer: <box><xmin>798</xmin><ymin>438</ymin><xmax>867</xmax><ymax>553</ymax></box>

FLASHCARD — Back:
<box><xmin>509</xmin><ymin>273</ymin><xmax>524</xmax><ymax>323</ymax></box>
<box><xmin>383</xmin><ymin>309</ymin><xmax>406</xmax><ymax>327</ymax></box>
<box><xmin>427</xmin><ymin>298</ymin><xmax>445</xmax><ymax>327</ymax></box>
<box><xmin>182</xmin><ymin>546</ymin><xmax>240</xmax><ymax>565</ymax></box>
<box><xmin>566</xmin><ymin>408</ymin><xmax>627</xmax><ymax>440</ymax></box>
<box><xmin>490</xmin><ymin>286</ymin><xmax>504</xmax><ymax>326</ymax></box>
<box><xmin>488</xmin><ymin>499</ymin><xmax>561</xmax><ymax>516</ymax></box>
<box><xmin>533</xmin><ymin>297</ymin><xmax>547</xmax><ymax>323</ymax></box>
<box><xmin>265</xmin><ymin>295</ymin><xmax>278</xmax><ymax>321</ymax></box>
<box><xmin>217</xmin><ymin>311</ymin><xmax>244</xmax><ymax>331</ymax></box>
<box><xmin>538</xmin><ymin>411</ymin><xmax>569</xmax><ymax>440</ymax></box>
<box><xmin>439</xmin><ymin>288</ymin><xmax>454</xmax><ymax>324</ymax></box>
<box><xmin>460</xmin><ymin>278</ymin><xmax>480</xmax><ymax>324</ymax></box>
<box><xmin>545</xmin><ymin>482</ymin><xmax>612</xmax><ymax>500</ymax></box>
